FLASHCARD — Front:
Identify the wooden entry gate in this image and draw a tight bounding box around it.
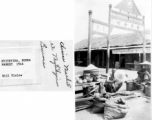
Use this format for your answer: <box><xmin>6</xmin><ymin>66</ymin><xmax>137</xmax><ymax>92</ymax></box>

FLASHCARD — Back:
<box><xmin>87</xmin><ymin>0</ymin><xmax>146</xmax><ymax>73</ymax></box>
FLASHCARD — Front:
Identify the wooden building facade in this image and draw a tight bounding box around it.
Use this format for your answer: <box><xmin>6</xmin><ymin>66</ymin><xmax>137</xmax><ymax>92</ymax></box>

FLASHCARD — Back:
<box><xmin>75</xmin><ymin>32</ymin><xmax>151</xmax><ymax>69</ymax></box>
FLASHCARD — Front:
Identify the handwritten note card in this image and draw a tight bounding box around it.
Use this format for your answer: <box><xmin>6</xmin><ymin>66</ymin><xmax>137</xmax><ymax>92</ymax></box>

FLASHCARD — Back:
<box><xmin>0</xmin><ymin>41</ymin><xmax>73</xmax><ymax>91</ymax></box>
<box><xmin>40</xmin><ymin>41</ymin><xmax>73</xmax><ymax>90</ymax></box>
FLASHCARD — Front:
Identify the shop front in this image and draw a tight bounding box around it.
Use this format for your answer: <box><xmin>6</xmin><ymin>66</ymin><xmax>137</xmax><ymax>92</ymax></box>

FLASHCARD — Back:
<box><xmin>112</xmin><ymin>47</ymin><xmax>151</xmax><ymax>70</ymax></box>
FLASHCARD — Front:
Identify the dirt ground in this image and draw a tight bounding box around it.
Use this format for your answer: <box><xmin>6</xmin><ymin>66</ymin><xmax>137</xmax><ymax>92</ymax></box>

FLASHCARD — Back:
<box><xmin>75</xmin><ymin>66</ymin><xmax>151</xmax><ymax>120</ymax></box>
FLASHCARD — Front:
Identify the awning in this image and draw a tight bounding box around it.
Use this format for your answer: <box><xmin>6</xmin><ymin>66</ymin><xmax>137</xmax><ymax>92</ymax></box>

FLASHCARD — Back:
<box><xmin>112</xmin><ymin>48</ymin><xmax>151</xmax><ymax>54</ymax></box>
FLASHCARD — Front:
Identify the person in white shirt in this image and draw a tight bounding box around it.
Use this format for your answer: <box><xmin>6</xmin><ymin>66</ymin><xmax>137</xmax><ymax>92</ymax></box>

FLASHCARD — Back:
<box><xmin>104</xmin><ymin>69</ymin><xmax>124</xmax><ymax>93</ymax></box>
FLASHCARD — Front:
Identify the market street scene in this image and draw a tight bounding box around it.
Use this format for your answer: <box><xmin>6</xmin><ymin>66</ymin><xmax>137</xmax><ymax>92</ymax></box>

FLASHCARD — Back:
<box><xmin>75</xmin><ymin>0</ymin><xmax>151</xmax><ymax>120</ymax></box>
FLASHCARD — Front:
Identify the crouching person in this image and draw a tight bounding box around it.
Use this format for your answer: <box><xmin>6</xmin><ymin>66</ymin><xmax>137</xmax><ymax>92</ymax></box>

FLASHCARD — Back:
<box><xmin>104</xmin><ymin>69</ymin><xmax>123</xmax><ymax>93</ymax></box>
<box><xmin>134</xmin><ymin>65</ymin><xmax>151</xmax><ymax>91</ymax></box>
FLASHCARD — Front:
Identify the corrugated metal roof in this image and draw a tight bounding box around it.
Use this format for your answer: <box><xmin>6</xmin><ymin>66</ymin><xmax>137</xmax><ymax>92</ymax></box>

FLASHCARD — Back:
<box><xmin>75</xmin><ymin>32</ymin><xmax>151</xmax><ymax>50</ymax></box>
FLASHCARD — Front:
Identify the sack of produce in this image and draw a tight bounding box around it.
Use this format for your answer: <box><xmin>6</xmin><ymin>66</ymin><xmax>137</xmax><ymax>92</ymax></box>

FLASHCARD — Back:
<box><xmin>91</xmin><ymin>99</ymin><xmax>105</xmax><ymax>113</ymax></box>
<box><xmin>104</xmin><ymin>99</ymin><xmax>129</xmax><ymax>120</ymax></box>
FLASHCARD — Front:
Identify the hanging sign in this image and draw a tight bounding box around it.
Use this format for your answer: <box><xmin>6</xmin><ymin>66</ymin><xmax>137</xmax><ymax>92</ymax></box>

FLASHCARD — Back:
<box><xmin>112</xmin><ymin>48</ymin><xmax>151</xmax><ymax>54</ymax></box>
<box><xmin>110</xmin><ymin>0</ymin><xmax>144</xmax><ymax>32</ymax></box>
<box><xmin>111</xmin><ymin>10</ymin><xmax>144</xmax><ymax>32</ymax></box>
<box><xmin>92</xmin><ymin>19</ymin><xmax>109</xmax><ymax>36</ymax></box>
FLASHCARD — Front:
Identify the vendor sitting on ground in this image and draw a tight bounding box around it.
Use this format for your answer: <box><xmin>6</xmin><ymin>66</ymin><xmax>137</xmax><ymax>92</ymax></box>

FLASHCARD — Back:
<box><xmin>135</xmin><ymin>65</ymin><xmax>151</xmax><ymax>84</ymax></box>
<box><xmin>104</xmin><ymin>69</ymin><xmax>124</xmax><ymax>93</ymax></box>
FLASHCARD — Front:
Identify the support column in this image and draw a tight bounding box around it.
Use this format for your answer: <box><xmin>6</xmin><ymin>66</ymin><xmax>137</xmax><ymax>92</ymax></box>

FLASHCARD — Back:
<box><xmin>102</xmin><ymin>50</ymin><xmax>104</xmax><ymax>68</ymax></box>
<box><xmin>87</xmin><ymin>10</ymin><xmax>93</xmax><ymax>65</ymax></box>
<box><xmin>78</xmin><ymin>52</ymin><xmax>80</xmax><ymax>60</ymax></box>
<box><xmin>106</xmin><ymin>4</ymin><xmax>112</xmax><ymax>73</ymax></box>
<box><xmin>96</xmin><ymin>51</ymin><xmax>99</xmax><ymax>67</ymax></box>
<box><xmin>143</xmin><ymin>16</ymin><xmax>146</xmax><ymax>62</ymax></box>
<box><xmin>113</xmin><ymin>54</ymin><xmax>115</xmax><ymax>68</ymax></box>
<box><xmin>119</xmin><ymin>54</ymin><xmax>121</xmax><ymax>68</ymax></box>
<box><xmin>138</xmin><ymin>53</ymin><xmax>141</xmax><ymax>70</ymax></box>
<box><xmin>139</xmin><ymin>53</ymin><xmax>141</xmax><ymax>62</ymax></box>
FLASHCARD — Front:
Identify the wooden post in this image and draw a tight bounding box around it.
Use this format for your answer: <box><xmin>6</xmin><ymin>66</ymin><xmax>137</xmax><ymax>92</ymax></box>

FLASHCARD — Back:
<box><xmin>143</xmin><ymin>16</ymin><xmax>146</xmax><ymax>62</ymax></box>
<box><xmin>87</xmin><ymin>10</ymin><xmax>93</xmax><ymax>65</ymax></box>
<box><xmin>78</xmin><ymin>52</ymin><xmax>80</xmax><ymax>61</ymax></box>
<box><xmin>119</xmin><ymin>54</ymin><xmax>121</xmax><ymax>68</ymax></box>
<box><xmin>113</xmin><ymin>54</ymin><xmax>115</xmax><ymax>68</ymax></box>
<box><xmin>106</xmin><ymin>4</ymin><xmax>112</xmax><ymax>73</ymax></box>
<box><xmin>138</xmin><ymin>53</ymin><xmax>141</xmax><ymax>70</ymax></box>
<box><xmin>96</xmin><ymin>51</ymin><xmax>99</xmax><ymax>67</ymax></box>
<box><xmin>139</xmin><ymin>53</ymin><xmax>141</xmax><ymax>62</ymax></box>
<box><xmin>102</xmin><ymin>50</ymin><xmax>104</xmax><ymax>67</ymax></box>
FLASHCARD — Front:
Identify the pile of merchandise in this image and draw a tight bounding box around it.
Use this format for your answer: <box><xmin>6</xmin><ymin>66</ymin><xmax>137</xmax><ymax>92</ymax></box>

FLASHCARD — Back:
<box><xmin>75</xmin><ymin>64</ymin><xmax>107</xmax><ymax>84</ymax></box>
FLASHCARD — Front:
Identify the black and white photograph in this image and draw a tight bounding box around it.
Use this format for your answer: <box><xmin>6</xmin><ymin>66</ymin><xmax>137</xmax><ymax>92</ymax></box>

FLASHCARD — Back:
<box><xmin>75</xmin><ymin>0</ymin><xmax>151</xmax><ymax>120</ymax></box>
<box><xmin>0</xmin><ymin>0</ymin><xmax>151</xmax><ymax>120</ymax></box>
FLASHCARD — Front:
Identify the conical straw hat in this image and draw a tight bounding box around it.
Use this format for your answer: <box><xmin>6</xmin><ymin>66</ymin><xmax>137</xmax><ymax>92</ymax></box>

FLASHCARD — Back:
<box><xmin>139</xmin><ymin>61</ymin><xmax>151</xmax><ymax>65</ymax></box>
<box><xmin>114</xmin><ymin>70</ymin><xmax>129</xmax><ymax>81</ymax></box>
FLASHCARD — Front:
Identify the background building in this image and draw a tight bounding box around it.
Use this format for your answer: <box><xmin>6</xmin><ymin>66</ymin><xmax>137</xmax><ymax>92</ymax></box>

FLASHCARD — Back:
<box><xmin>75</xmin><ymin>32</ymin><xmax>151</xmax><ymax>70</ymax></box>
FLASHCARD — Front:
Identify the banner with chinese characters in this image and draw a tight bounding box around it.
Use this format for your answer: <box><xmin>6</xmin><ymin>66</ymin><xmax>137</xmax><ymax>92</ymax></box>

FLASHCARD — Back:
<box><xmin>92</xmin><ymin>19</ymin><xmax>109</xmax><ymax>36</ymax></box>
<box><xmin>112</xmin><ymin>48</ymin><xmax>151</xmax><ymax>54</ymax></box>
<box><xmin>111</xmin><ymin>10</ymin><xmax>144</xmax><ymax>32</ymax></box>
<box><xmin>111</xmin><ymin>0</ymin><xmax>144</xmax><ymax>32</ymax></box>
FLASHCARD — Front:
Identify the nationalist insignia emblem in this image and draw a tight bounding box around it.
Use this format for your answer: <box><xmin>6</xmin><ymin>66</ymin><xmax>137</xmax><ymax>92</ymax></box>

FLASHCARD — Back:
<box><xmin>126</xmin><ymin>0</ymin><xmax>133</xmax><ymax>9</ymax></box>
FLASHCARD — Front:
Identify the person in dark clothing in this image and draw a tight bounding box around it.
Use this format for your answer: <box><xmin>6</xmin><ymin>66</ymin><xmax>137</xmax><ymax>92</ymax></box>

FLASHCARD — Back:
<box><xmin>135</xmin><ymin>65</ymin><xmax>151</xmax><ymax>84</ymax></box>
<box><xmin>104</xmin><ymin>69</ymin><xmax>123</xmax><ymax>93</ymax></box>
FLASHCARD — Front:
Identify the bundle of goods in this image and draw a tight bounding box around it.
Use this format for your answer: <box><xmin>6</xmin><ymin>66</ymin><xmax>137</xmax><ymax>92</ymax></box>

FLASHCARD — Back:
<box><xmin>91</xmin><ymin>99</ymin><xmax>105</xmax><ymax>113</ymax></box>
<box><xmin>117</xmin><ymin>91</ymin><xmax>135</xmax><ymax>96</ymax></box>
<box><xmin>75</xmin><ymin>75</ymin><xmax>84</xmax><ymax>84</ymax></box>
<box><xmin>110</xmin><ymin>91</ymin><xmax>135</xmax><ymax>97</ymax></box>
<box><xmin>110</xmin><ymin>91</ymin><xmax>136</xmax><ymax>100</ymax></box>
<box><xmin>104</xmin><ymin>98</ymin><xmax>129</xmax><ymax>120</ymax></box>
<box><xmin>94</xmin><ymin>93</ymin><xmax>111</xmax><ymax>101</ymax></box>
<box><xmin>75</xmin><ymin>74</ymin><xmax>105</xmax><ymax>84</ymax></box>
<box><xmin>76</xmin><ymin>100</ymin><xmax>93</xmax><ymax>112</ymax></box>
<box><xmin>75</xmin><ymin>64</ymin><xmax>107</xmax><ymax>84</ymax></box>
<box><xmin>91</xmin><ymin>92</ymin><xmax>111</xmax><ymax>113</ymax></box>
<box><xmin>83</xmin><ymin>81</ymin><xmax>107</xmax><ymax>97</ymax></box>
<box><xmin>83</xmin><ymin>85</ymin><xmax>99</xmax><ymax>97</ymax></box>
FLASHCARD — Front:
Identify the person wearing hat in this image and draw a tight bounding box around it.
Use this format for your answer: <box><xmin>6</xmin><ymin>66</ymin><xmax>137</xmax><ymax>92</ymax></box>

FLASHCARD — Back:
<box><xmin>104</xmin><ymin>69</ymin><xmax>124</xmax><ymax>93</ymax></box>
<box><xmin>135</xmin><ymin>64</ymin><xmax>151</xmax><ymax>84</ymax></box>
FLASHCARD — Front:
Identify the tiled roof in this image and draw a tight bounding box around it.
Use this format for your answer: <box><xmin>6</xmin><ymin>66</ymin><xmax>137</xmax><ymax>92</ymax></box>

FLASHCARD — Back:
<box><xmin>75</xmin><ymin>32</ymin><xmax>151</xmax><ymax>50</ymax></box>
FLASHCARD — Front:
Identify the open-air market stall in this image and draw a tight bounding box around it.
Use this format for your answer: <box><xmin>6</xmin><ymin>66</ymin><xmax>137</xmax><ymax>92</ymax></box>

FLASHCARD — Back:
<box><xmin>112</xmin><ymin>47</ymin><xmax>151</xmax><ymax>70</ymax></box>
<box><xmin>75</xmin><ymin>64</ymin><xmax>151</xmax><ymax>120</ymax></box>
<box><xmin>75</xmin><ymin>67</ymin><xmax>151</xmax><ymax>119</ymax></box>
